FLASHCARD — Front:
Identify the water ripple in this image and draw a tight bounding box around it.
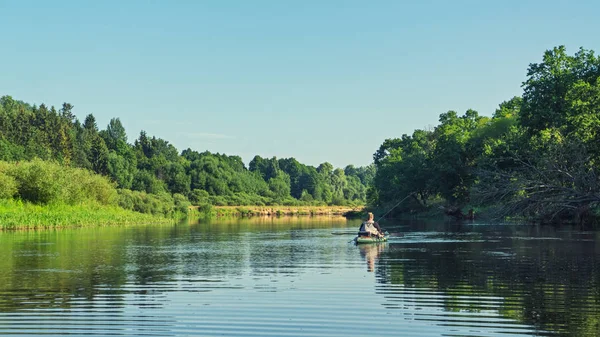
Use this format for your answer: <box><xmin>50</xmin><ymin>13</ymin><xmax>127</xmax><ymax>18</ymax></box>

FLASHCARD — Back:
<box><xmin>0</xmin><ymin>220</ymin><xmax>596</xmax><ymax>336</ymax></box>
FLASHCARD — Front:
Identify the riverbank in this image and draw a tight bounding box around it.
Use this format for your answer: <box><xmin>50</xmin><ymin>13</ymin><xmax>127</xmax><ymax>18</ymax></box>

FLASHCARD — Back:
<box><xmin>190</xmin><ymin>205</ymin><xmax>363</xmax><ymax>217</ymax></box>
<box><xmin>0</xmin><ymin>200</ymin><xmax>174</xmax><ymax>230</ymax></box>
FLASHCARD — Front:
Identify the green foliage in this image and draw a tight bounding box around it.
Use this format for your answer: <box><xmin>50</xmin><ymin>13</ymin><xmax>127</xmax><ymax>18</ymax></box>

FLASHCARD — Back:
<box><xmin>520</xmin><ymin>46</ymin><xmax>600</xmax><ymax>134</ymax></box>
<box><xmin>0</xmin><ymin>199</ymin><xmax>173</xmax><ymax>229</ymax></box>
<box><xmin>89</xmin><ymin>134</ymin><xmax>109</xmax><ymax>175</ymax></box>
<box><xmin>268</xmin><ymin>173</ymin><xmax>291</xmax><ymax>200</ymax></box>
<box><xmin>0</xmin><ymin>139</ymin><xmax>25</xmax><ymax>161</ymax></box>
<box><xmin>565</xmin><ymin>77</ymin><xmax>600</xmax><ymax>158</ymax></box>
<box><xmin>372</xmin><ymin>46</ymin><xmax>600</xmax><ymax>224</ymax></box>
<box><xmin>5</xmin><ymin>159</ymin><xmax>117</xmax><ymax>205</ymax></box>
<box><xmin>103</xmin><ymin>118</ymin><xmax>128</xmax><ymax>151</ymax></box>
<box><xmin>173</xmin><ymin>193</ymin><xmax>191</xmax><ymax>214</ymax></box>
<box><xmin>132</xmin><ymin>170</ymin><xmax>167</xmax><ymax>194</ymax></box>
<box><xmin>188</xmin><ymin>189</ymin><xmax>210</xmax><ymax>205</ymax></box>
<box><xmin>165</xmin><ymin>162</ymin><xmax>191</xmax><ymax>195</ymax></box>
<box><xmin>0</xmin><ymin>164</ymin><xmax>17</xmax><ymax>199</ymax></box>
<box><xmin>299</xmin><ymin>189</ymin><xmax>313</xmax><ymax>202</ymax></box>
<box><xmin>117</xmin><ymin>189</ymin><xmax>178</xmax><ymax>217</ymax></box>
<box><xmin>197</xmin><ymin>203</ymin><xmax>213</xmax><ymax>216</ymax></box>
<box><xmin>373</xmin><ymin>128</ymin><xmax>437</xmax><ymax>211</ymax></box>
<box><xmin>0</xmin><ymin>93</ymin><xmax>370</xmax><ymax>211</ymax></box>
<box><xmin>107</xmin><ymin>150</ymin><xmax>137</xmax><ymax>189</ymax></box>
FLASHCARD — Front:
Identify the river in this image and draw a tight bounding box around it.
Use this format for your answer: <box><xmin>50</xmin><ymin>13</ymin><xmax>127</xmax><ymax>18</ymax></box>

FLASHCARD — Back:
<box><xmin>0</xmin><ymin>217</ymin><xmax>598</xmax><ymax>336</ymax></box>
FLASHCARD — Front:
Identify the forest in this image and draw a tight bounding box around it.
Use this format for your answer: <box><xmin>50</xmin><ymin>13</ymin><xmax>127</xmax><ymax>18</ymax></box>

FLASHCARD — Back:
<box><xmin>0</xmin><ymin>93</ymin><xmax>373</xmax><ymax>218</ymax></box>
<box><xmin>2</xmin><ymin>45</ymin><xmax>599</xmax><ymax>225</ymax></box>
<box><xmin>371</xmin><ymin>46</ymin><xmax>600</xmax><ymax>224</ymax></box>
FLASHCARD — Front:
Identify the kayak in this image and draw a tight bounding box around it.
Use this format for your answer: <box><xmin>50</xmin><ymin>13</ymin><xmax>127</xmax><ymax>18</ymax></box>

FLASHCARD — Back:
<box><xmin>354</xmin><ymin>235</ymin><xmax>389</xmax><ymax>244</ymax></box>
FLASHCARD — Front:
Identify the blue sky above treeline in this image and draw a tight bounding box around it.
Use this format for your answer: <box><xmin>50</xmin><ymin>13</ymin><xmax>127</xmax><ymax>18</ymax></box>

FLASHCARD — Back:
<box><xmin>2</xmin><ymin>0</ymin><xmax>599</xmax><ymax>168</ymax></box>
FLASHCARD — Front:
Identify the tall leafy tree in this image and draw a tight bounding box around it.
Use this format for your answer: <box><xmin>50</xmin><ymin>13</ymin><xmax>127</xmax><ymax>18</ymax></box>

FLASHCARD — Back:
<box><xmin>520</xmin><ymin>46</ymin><xmax>600</xmax><ymax>134</ymax></box>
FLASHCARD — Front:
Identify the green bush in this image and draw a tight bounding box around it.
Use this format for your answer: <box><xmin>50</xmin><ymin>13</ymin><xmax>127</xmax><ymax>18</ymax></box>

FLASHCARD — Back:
<box><xmin>331</xmin><ymin>196</ymin><xmax>348</xmax><ymax>206</ymax></box>
<box><xmin>133</xmin><ymin>193</ymin><xmax>152</xmax><ymax>214</ymax></box>
<box><xmin>9</xmin><ymin>160</ymin><xmax>63</xmax><ymax>204</ymax></box>
<box><xmin>188</xmin><ymin>189</ymin><xmax>210</xmax><ymax>205</ymax></box>
<box><xmin>117</xmin><ymin>189</ymin><xmax>180</xmax><ymax>217</ymax></box>
<box><xmin>64</xmin><ymin>167</ymin><xmax>118</xmax><ymax>205</ymax></box>
<box><xmin>210</xmin><ymin>195</ymin><xmax>228</xmax><ymax>206</ymax></box>
<box><xmin>151</xmin><ymin>192</ymin><xmax>175</xmax><ymax>216</ymax></box>
<box><xmin>117</xmin><ymin>188</ymin><xmax>135</xmax><ymax>210</ymax></box>
<box><xmin>197</xmin><ymin>203</ymin><xmax>213</xmax><ymax>215</ymax></box>
<box><xmin>5</xmin><ymin>159</ymin><xmax>117</xmax><ymax>205</ymax></box>
<box><xmin>281</xmin><ymin>197</ymin><xmax>300</xmax><ymax>206</ymax></box>
<box><xmin>173</xmin><ymin>193</ymin><xmax>191</xmax><ymax>215</ymax></box>
<box><xmin>0</xmin><ymin>171</ymin><xmax>17</xmax><ymax>199</ymax></box>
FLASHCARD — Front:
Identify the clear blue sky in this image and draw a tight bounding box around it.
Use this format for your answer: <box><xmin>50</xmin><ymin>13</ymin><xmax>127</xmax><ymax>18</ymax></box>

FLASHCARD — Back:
<box><xmin>2</xmin><ymin>0</ymin><xmax>599</xmax><ymax>168</ymax></box>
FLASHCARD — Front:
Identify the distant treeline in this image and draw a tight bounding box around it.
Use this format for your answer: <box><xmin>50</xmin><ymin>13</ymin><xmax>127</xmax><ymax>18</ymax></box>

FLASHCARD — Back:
<box><xmin>0</xmin><ymin>96</ymin><xmax>373</xmax><ymax>210</ymax></box>
<box><xmin>371</xmin><ymin>46</ymin><xmax>600</xmax><ymax>224</ymax></box>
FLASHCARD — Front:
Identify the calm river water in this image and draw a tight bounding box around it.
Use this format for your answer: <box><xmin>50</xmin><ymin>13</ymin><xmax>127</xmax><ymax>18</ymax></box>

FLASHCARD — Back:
<box><xmin>0</xmin><ymin>217</ymin><xmax>598</xmax><ymax>336</ymax></box>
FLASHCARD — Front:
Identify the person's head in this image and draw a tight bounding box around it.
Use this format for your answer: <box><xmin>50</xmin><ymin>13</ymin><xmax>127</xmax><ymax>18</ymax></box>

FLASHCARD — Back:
<box><xmin>367</xmin><ymin>212</ymin><xmax>374</xmax><ymax>221</ymax></box>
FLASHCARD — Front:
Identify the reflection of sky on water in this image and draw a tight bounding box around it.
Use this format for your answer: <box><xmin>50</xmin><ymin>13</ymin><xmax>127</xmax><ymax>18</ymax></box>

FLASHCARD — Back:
<box><xmin>0</xmin><ymin>218</ymin><xmax>595</xmax><ymax>336</ymax></box>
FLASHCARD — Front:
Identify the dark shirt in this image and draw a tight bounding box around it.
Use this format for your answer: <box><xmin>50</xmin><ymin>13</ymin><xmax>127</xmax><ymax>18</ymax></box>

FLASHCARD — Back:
<box><xmin>373</xmin><ymin>222</ymin><xmax>382</xmax><ymax>232</ymax></box>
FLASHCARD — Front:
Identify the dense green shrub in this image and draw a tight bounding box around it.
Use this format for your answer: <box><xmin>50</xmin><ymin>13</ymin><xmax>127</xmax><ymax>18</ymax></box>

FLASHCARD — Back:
<box><xmin>4</xmin><ymin>159</ymin><xmax>117</xmax><ymax>205</ymax></box>
<box><xmin>9</xmin><ymin>160</ymin><xmax>63</xmax><ymax>204</ymax></box>
<box><xmin>188</xmin><ymin>189</ymin><xmax>210</xmax><ymax>205</ymax></box>
<box><xmin>63</xmin><ymin>167</ymin><xmax>118</xmax><ymax>205</ymax></box>
<box><xmin>281</xmin><ymin>197</ymin><xmax>302</xmax><ymax>206</ymax></box>
<box><xmin>188</xmin><ymin>205</ymin><xmax>209</xmax><ymax>218</ymax></box>
<box><xmin>223</xmin><ymin>192</ymin><xmax>268</xmax><ymax>206</ymax></box>
<box><xmin>173</xmin><ymin>193</ymin><xmax>191</xmax><ymax>214</ymax></box>
<box><xmin>0</xmin><ymin>171</ymin><xmax>17</xmax><ymax>199</ymax></box>
<box><xmin>117</xmin><ymin>188</ymin><xmax>136</xmax><ymax>210</ymax></box>
<box><xmin>148</xmin><ymin>192</ymin><xmax>173</xmax><ymax>216</ymax></box>
<box><xmin>198</xmin><ymin>203</ymin><xmax>212</xmax><ymax>212</ymax></box>
<box><xmin>117</xmin><ymin>189</ymin><xmax>179</xmax><ymax>217</ymax></box>
<box><xmin>209</xmin><ymin>195</ymin><xmax>228</xmax><ymax>206</ymax></box>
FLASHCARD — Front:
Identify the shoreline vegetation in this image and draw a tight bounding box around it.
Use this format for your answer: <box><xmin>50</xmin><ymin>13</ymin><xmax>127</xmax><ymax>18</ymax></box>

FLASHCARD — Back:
<box><xmin>3</xmin><ymin>46</ymin><xmax>600</xmax><ymax>227</ymax></box>
<box><xmin>190</xmin><ymin>205</ymin><xmax>363</xmax><ymax>218</ymax></box>
<box><xmin>0</xmin><ymin>92</ymin><xmax>372</xmax><ymax>229</ymax></box>
<box><xmin>0</xmin><ymin>159</ymin><xmax>184</xmax><ymax>230</ymax></box>
<box><xmin>370</xmin><ymin>46</ymin><xmax>600</xmax><ymax>227</ymax></box>
<box><xmin>0</xmin><ymin>200</ymin><xmax>174</xmax><ymax>230</ymax></box>
<box><xmin>0</xmin><ymin>158</ymin><xmax>368</xmax><ymax>229</ymax></box>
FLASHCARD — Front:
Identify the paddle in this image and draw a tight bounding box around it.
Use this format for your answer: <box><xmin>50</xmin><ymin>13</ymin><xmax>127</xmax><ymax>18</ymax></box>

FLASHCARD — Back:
<box><xmin>331</xmin><ymin>231</ymin><xmax>359</xmax><ymax>235</ymax></box>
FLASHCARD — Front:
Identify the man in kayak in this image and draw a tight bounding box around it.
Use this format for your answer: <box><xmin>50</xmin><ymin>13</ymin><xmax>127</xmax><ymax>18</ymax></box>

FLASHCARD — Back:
<box><xmin>358</xmin><ymin>212</ymin><xmax>384</xmax><ymax>238</ymax></box>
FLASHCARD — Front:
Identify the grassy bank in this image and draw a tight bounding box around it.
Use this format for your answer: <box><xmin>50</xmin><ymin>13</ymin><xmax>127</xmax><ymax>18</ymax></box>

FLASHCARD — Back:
<box><xmin>0</xmin><ymin>159</ymin><xmax>185</xmax><ymax>229</ymax></box>
<box><xmin>189</xmin><ymin>205</ymin><xmax>363</xmax><ymax>218</ymax></box>
<box><xmin>0</xmin><ymin>200</ymin><xmax>174</xmax><ymax>230</ymax></box>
